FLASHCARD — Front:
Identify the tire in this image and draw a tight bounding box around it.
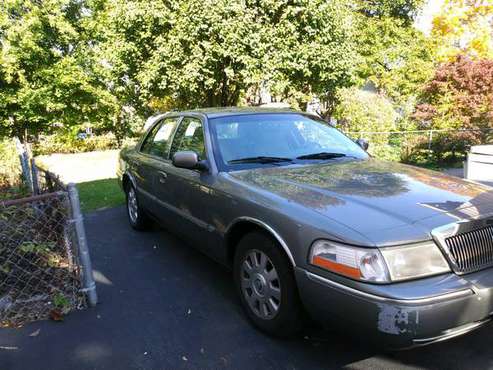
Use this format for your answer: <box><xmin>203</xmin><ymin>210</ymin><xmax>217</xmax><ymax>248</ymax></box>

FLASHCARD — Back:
<box><xmin>125</xmin><ymin>184</ymin><xmax>150</xmax><ymax>231</ymax></box>
<box><xmin>234</xmin><ymin>231</ymin><xmax>304</xmax><ymax>337</ymax></box>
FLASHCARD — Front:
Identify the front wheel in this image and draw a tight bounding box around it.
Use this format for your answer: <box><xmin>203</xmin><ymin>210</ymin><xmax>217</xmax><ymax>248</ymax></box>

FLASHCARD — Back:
<box><xmin>234</xmin><ymin>231</ymin><xmax>304</xmax><ymax>337</ymax></box>
<box><xmin>126</xmin><ymin>185</ymin><xmax>150</xmax><ymax>231</ymax></box>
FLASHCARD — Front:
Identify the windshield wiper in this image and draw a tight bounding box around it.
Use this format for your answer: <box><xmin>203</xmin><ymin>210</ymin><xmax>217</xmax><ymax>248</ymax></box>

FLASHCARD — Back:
<box><xmin>228</xmin><ymin>156</ymin><xmax>293</xmax><ymax>164</ymax></box>
<box><xmin>296</xmin><ymin>152</ymin><xmax>347</xmax><ymax>160</ymax></box>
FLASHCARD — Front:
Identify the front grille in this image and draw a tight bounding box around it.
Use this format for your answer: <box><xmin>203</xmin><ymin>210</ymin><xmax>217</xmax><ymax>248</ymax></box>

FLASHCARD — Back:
<box><xmin>445</xmin><ymin>225</ymin><xmax>493</xmax><ymax>274</ymax></box>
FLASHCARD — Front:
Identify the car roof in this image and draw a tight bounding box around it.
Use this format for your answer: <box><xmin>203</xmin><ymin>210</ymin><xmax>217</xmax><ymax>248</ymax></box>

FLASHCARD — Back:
<box><xmin>164</xmin><ymin>107</ymin><xmax>306</xmax><ymax>119</ymax></box>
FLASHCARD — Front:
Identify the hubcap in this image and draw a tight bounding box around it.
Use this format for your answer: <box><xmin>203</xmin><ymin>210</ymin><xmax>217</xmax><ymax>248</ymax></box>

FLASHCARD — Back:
<box><xmin>127</xmin><ymin>188</ymin><xmax>138</xmax><ymax>223</ymax></box>
<box><xmin>241</xmin><ymin>250</ymin><xmax>281</xmax><ymax>320</ymax></box>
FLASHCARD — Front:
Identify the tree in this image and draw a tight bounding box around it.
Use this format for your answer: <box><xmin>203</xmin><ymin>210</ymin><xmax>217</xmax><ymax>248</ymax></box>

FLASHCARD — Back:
<box><xmin>357</xmin><ymin>0</ymin><xmax>426</xmax><ymax>22</ymax></box>
<box><xmin>98</xmin><ymin>0</ymin><xmax>359</xmax><ymax>115</ymax></box>
<box><xmin>137</xmin><ymin>0</ymin><xmax>263</xmax><ymax>109</ymax></box>
<box><xmin>353</xmin><ymin>0</ymin><xmax>433</xmax><ymax>114</ymax></box>
<box><xmin>0</xmin><ymin>0</ymin><xmax>113</xmax><ymax>140</ymax></box>
<box><xmin>88</xmin><ymin>0</ymin><xmax>174</xmax><ymax>118</ymax></box>
<box><xmin>431</xmin><ymin>0</ymin><xmax>493</xmax><ymax>62</ymax></box>
<box><xmin>413</xmin><ymin>55</ymin><xmax>493</xmax><ymax>159</ymax></box>
<box><xmin>258</xmin><ymin>0</ymin><xmax>358</xmax><ymax>115</ymax></box>
<box><xmin>414</xmin><ymin>55</ymin><xmax>493</xmax><ymax>131</ymax></box>
<box><xmin>354</xmin><ymin>17</ymin><xmax>434</xmax><ymax>110</ymax></box>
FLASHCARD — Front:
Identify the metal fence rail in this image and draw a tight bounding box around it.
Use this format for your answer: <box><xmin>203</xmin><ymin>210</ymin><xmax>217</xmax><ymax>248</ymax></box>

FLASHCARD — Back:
<box><xmin>31</xmin><ymin>159</ymin><xmax>66</xmax><ymax>194</ymax></box>
<box><xmin>0</xmin><ymin>153</ymin><xmax>97</xmax><ymax>327</ymax></box>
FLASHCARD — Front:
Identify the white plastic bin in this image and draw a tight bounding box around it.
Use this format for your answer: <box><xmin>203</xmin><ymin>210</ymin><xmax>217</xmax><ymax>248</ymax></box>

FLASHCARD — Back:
<box><xmin>465</xmin><ymin>145</ymin><xmax>493</xmax><ymax>182</ymax></box>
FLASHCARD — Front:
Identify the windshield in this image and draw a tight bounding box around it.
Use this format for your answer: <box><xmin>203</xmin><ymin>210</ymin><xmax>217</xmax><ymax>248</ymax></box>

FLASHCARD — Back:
<box><xmin>209</xmin><ymin>113</ymin><xmax>369</xmax><ymax>170</ymax></box>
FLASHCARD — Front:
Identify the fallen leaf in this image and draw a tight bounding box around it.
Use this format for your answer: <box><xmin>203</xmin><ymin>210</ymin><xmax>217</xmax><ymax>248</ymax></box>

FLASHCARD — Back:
<box><xmin>29</xmin><ymin>329</ymin><xmax>40</xmax><ymax>337</ymax></box>
<box><xmin>49</xmin><ymin>309</ymin><xmax>64</xmax><ymax>321</ymax></box>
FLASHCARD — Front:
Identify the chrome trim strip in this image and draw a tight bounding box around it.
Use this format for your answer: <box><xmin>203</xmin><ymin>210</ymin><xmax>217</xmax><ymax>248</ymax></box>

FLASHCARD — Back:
<box><xmin>305</xmin><ymin>271</ymin><xmax>474</xmax><ymax>305</ymax></box>
<box><xmin>226</xmin><ymin>217</ymin><xmax>296</xmax><ymax>267</ymax></box>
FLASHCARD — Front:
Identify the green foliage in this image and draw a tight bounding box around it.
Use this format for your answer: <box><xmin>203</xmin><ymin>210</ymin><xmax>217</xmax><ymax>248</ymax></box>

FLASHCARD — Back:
<box><xmin>123</xmin><ymin>0</ymin><xmax>358</xmax><ymax>112</ymax></box>
<box><xmin>334</xmin><ymin>87</ymin><xmax>400</xmax><ymax>160</ymax></box>
<box><xmin>0</xmin><ymin>0</ymin><xmax>115</xmax><ymax>140</ymax></box>
<box><xmin>0</xmin><ymin>139</ymin><xmax>22</xmax><ymax>188</ymax></box>
<box><xmin>334</xmin><ymin>87</ymin><xmax>397</xmax><ymax>140</ymax></box>
<box><xmin>136</xmin><ymin>0</ymin><xmax>261</xmax><ymax>108</ymax></box>
<box><xmin>53</xmin><ymin>293</ymin><xmax>70</xmax><ymax>310</ymax></box>
<box><xmin>33</xmin><ymin>133</ymin><xmax>120</xmax><ymax>155</ymax></box>
<box><xmin>354</xmin><ymin>16</ymin><xmax>434</xmax><ymax>109</ymax></box>
<box><xmin>356</xmin><ymin>0</ymin><xmax>426</xmax><ymax>22</ymax></box>
<box><xmin>2</xmin><ymin>0</ymin><xmax>488</xmax><ymax>170</ymax></box>
<box><xmin>260</xmin><ymin>0</ymin><xmax>358</xmax><ymax>113</ymax></box>
<box><xmin>19</xmin><ymin>241</ymin><xmax>54</xmax><ymax>254</ymax></box>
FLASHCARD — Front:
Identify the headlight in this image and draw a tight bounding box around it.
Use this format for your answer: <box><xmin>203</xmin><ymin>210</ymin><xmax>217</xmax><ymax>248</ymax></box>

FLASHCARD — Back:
<box><xmin>380</xmin><ymin>241</ymin><xmax>450</xmax><ymax>282</ymax></box>
<box><xmin>309</xmin><ymin>240</ymin><xmax>390</xmax><ymax>283</ymax></box>
<box><xmin>309</xmin><ymin>240</ymin><xmax>451</xmax><ymax>283</ymax></box>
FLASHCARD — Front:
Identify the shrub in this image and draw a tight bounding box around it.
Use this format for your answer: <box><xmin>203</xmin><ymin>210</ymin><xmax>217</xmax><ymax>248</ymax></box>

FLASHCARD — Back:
<box><xmin>33</xmin><ymin>133</ymin><xmax>121</xmax><ymax>156</ymax></box>
<box><xmin>0</xmin><ymin>139</ymin><xmax>22</xmax><ymax>188</ymax></box>
<box><xmin>334</xmin><ymin>87</ymin><xmax>398</xmax><ymax>146</ymax></box>
<box><xmin>0</xmin><ymin>139</ymin><xmax>29</xmax><ymax>200</ymax></box>
<box><xmin>403</xmin><ymin>131</ymin><xmax>473</xmax><ymax>166</ymax></box>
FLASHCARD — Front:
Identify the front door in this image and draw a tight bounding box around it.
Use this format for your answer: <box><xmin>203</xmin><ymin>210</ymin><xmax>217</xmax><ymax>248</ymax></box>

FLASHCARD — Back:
<box><xmin>154</xmin><ymin>116</ymin><xmax>219</xmax><ymax>257</ymax></box>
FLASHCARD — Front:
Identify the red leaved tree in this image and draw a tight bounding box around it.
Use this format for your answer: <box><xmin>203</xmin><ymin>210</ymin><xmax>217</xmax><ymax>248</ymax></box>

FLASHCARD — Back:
<box><xmin>412</xmin><ymin>55</ymin><xmax>493</xmax><ymax>161</ymax></box>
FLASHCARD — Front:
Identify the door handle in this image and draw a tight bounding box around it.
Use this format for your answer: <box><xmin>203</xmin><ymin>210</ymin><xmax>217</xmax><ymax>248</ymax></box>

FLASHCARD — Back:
<box><xmin>158</xmin><ymin>171</ymin><xmax>168</xmax><ymax>184</ymax></box>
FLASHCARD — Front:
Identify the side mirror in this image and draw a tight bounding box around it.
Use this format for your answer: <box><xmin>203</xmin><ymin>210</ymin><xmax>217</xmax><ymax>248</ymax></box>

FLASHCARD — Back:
<box><xmin>356</xmin><ymin>138</ymin><xmax>369</xmax><ymax>151</ymax></box>
<box><xmin>172</xmin><ymin>151</ymin><xmax>208</xmax><ymax>171</ymax></box>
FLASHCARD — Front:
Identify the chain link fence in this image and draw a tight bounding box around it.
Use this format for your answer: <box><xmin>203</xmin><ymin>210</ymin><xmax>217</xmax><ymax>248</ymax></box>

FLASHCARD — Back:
<box><xmin>31</xmin><ymin>159</ymin><xmax>67</xmax><ymax>194</ymax></box>
<box><xmin>0</xmin><ymin>156</ymin><xmax>97</xmax><ymax>327</ymax></box>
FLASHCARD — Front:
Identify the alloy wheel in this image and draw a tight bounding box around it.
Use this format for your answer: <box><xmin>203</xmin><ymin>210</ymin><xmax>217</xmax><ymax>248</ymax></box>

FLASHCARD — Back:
<box><xmin>127</xmin><ymin>187</ymin><xmax>138</xmax><ymax>223</ymax></box>
<box><xmin>240</xmin><ymin>249</ymin><xmax>281</xmax><ymax>320</ymax></box>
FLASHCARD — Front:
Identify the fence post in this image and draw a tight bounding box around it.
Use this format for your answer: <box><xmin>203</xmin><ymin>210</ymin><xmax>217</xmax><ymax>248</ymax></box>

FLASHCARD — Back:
<box><xmin>30</xmin><ymin>158</ymin><xmax>39</xmax><ymax>195</ymax></box>
<box><xmin>67</xmin><ymin>183</ymin><xmax>98</xmax><ymax>307</ymax></box>
<box><xmin>427</xmin><ymin>130</ymin><xmax>433</xmax><ymax>151</ymax></box>
<box><xmin>14</xmin><ymin>137</ymin><xmax>33</xmax><ymax>192</ymax></box>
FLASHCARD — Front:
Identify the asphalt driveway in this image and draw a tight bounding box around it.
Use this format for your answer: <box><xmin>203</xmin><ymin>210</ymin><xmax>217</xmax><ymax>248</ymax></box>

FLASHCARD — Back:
<box><xmin>1</xmin><ymin>206</ymin><xmax>492</xmax><ymax>370</ymax></box>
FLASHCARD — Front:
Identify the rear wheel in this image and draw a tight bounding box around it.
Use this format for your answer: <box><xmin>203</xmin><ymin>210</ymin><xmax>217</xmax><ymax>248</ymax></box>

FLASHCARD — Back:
<box><xmin>234</xmin><ymin>231</ymin><xmax>304</xmax><ymax>337</ymax></box>
<box><xmin>126</xmin><ymin>185</ymin><xmax>150</xmax><ymax>230</ymax></box>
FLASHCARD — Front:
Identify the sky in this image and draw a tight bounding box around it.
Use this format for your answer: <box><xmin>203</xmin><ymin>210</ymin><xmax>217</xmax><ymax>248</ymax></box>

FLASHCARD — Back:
<box><xmin>415</xmin><ymin>0</ymin><xmax>445</xmax><ymax>34</ymax></box>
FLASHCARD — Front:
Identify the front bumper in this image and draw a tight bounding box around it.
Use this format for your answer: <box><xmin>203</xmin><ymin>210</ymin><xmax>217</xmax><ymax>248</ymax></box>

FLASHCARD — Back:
<box><xmin>295</xmin><ymin>267</ymin><xmax>493</xmax><ymax>348</ymax></box>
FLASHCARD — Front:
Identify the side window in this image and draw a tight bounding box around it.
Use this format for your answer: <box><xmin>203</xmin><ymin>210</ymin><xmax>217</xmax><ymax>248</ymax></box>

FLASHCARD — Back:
<box><xmin>140</xmin><ymin>117</ymin><xmax>179</xmax><ymax>158</ymax></box>
<box><xmin>169</xmin><ymin>117</ymin><xmax>206</xmax><ymax>159</ymax></box>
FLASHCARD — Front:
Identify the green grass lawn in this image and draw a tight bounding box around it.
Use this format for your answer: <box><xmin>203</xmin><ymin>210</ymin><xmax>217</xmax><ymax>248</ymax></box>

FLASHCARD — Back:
<box><xmin>77</xmin><ymin>178</ymin><xmax>125</xmax><ymax>213</ymax></box>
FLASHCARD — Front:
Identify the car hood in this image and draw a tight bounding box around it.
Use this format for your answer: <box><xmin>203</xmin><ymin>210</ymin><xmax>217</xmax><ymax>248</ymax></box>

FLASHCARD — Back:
<box><xmin>230</xmin><ymin>159</ymin><xmax>493</xmax><ymax>244</ymax></box>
